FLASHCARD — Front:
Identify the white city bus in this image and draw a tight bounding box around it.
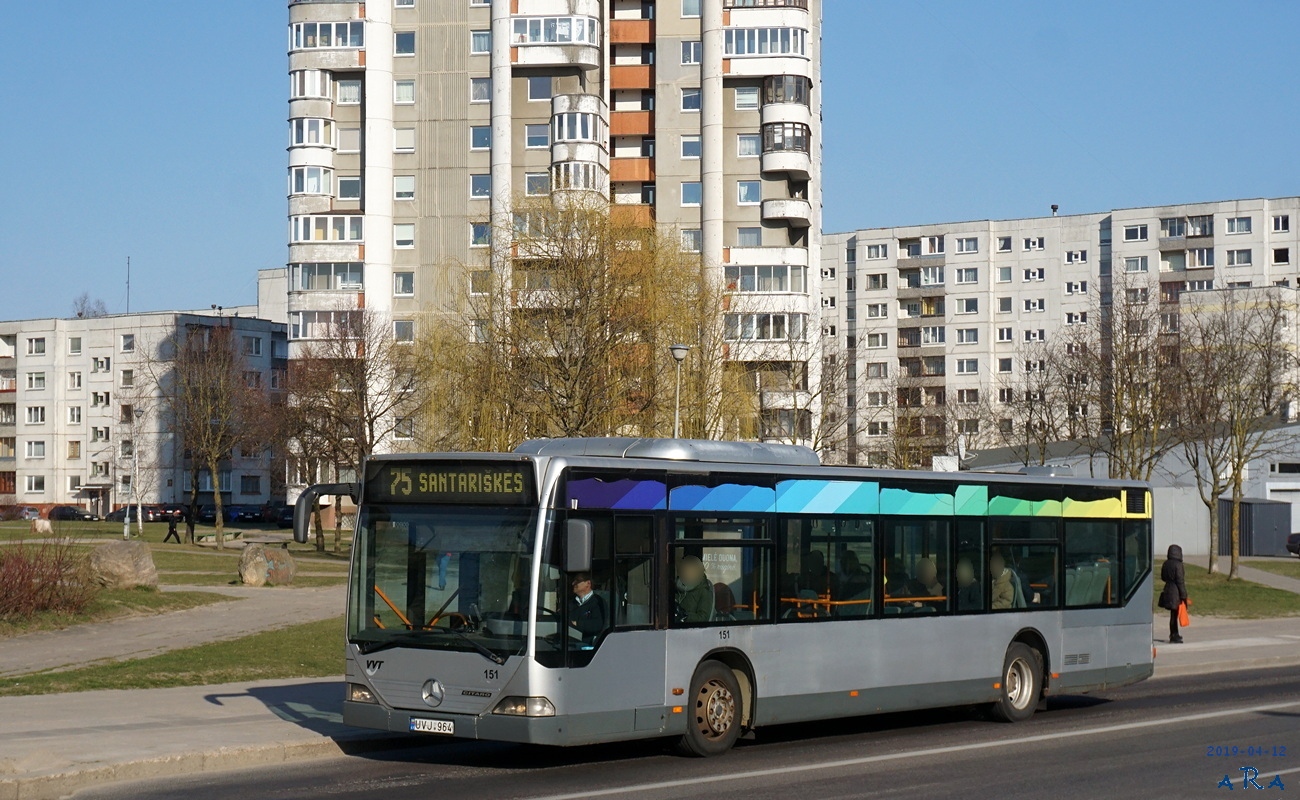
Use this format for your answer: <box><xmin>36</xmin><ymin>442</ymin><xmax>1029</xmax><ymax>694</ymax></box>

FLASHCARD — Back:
<box><xmin>295</xmin><ymin>438</ymin><xmax>1154</xmax><ymax>756</ymax></box>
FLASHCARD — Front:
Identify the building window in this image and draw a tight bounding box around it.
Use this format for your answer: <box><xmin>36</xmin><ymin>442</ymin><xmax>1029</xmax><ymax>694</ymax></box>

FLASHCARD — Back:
<box><xmin>865</xmin><ymin>333</ymin><xmax>888</xmax><ymax>349</ymax></box>
<box><xmin>393</xmin><ymin>175</ymin><xmax>415</xmax><ymax>200</ymax></box>
<box><xmin>681</xmin><ymin>40</ymin><xmax>701</xmax><ymax>64</ymax></box>
<box><xmin>866</xmin><ymin>244</ymin><xmax>887</xmax><ymax>260</ymax></box>
<box><xmin>1123</xmin><ymin>256</ymin><xmax>1149</xmax><ymax>273</ymax></box>
<box><xmin>681</xmin><ymin>88</ymin><xmax>701</xmax><ymax>111</ymax></box>
<box><xmin>1065</xmin><ymin>249</ymin><xmax>1088</xmax><ymax>264</ymax></box>
<box><xmin>289</xmin><ymin>165</ymin><xmax>334</xmax><ymax>196</ymax></box>
<box><xmin>681</xmin><ymin>135</ymin><xmax>701</xmax><ymax>159</ymax></box>
<box><xmin>998</xmin><ymin>358</ymin><xmax>1013</xmax><ymax>374</ymax></box>
<box><xmin>26</xmin><ymin>440</ymin><xmax>46</xmax><ymax>458</ymax></box>
<box><xmin>723</xmin><ymin>27</ymin><xmax>809</xmax><ymax>58</ymax></box>
<box><xmin>737</xmin><ymin>180</ymin><xmax>761</xmax><ymax>205</ymax></box>
<box><xmin>394</xmin><ymin>418</ymin><xmax>416</xmax><ymax>441</ymax></box>
<box><xmin>290</xmin><ymin>215</ymin><xmax>364</xmax><ymax>243</ymax></box>
<box><xmin>393</xmin><ymin>320</ymin><xmax>415</xmax><ymax>343</ymax></box>
<box><xmin>290</xmin><ymin>69</ymin><xmax>332</xmax><ymax>100</ymax></box>
<box><xmin>470</xmin><ymin>174</ymin><xmax>491</xmax><ymax>198</ymax></box>
<box><xmin>119</xmin><ymin>334</ymin><xmax>135</xmax><ymax>352</ymax></box>
<box><xmin>394</xmin><ymin>31</ymin><xmax>416</xmax><ymax>55</ymax></box>
<box><xmin>468</xmin><ymin>271</ymin><xmax>491</xmax><ymax>296</ymax></box>
<box><xmin>471</xmin><ymin>222</ymin><xmax>490</xmax><ymax>247</ymax></box>
<box><xmin>394</xmin><ymin>127</ymin><xmax>416</xmax><ymax>152</ymax></box>
<box><xmin>527</xmin><ymin>76</ymin><xmax>552</xmax><ymax>101</ymax></box>
<box><xmin>735</xmin><ymin>227</ymin><xmax>762</xmax><ymax>247</ymax></box>
<box><xmin>1226</xmin><ymin>216</ymin><xmax>1252</xmax><ymax>234</ymax></box>
<box><xmin>955</xmin><ymin>358</ymin><xmax>978</xmax><ymax>375</ymax></box>
<box><xmin>1023</xmin><ymin>267</ymin><xmax>1045</xmax><ymax>282</ymax></box>
<box><xmin>26</xmin><ymin>337</ymin><xmax>45</xmax><ymax>355</ymax></box>
<box><xmin>1274</xmin><ymin>247</ymin><xmax>1290</xmax><ymax>264</ymax></box>
<box><xmin>337</xmin><ymin>175</ymin><xmax>362</xmax><ymax>200</ymax></box>
<box><xmin>396</xmin><ymin>0</ymin><xmax>414</xmax><ymax>6</ymax></box>
<box><xmin>865</xmin><ymin>273</ymin><xmax>888</xmax><ymax>290</ymax></box>
<box><xmin>1022</xmin><ymin>236</ymin><xmax>1045</xmax><ymax>251</ymax></box>
<box><xmin>1227</xmin><ymin>248</ymin><xmax>1252</xmax><ymax>266</ymax></box>
<box><xmin>681</xmin><ymin>229</ymin><xmax>702</xmax><ymax>252</ymax></box>
<box><xmin>734</xmin><ymin>86</ymin><xmax>759</xmax><ymax>110</ymax></box>
<box><xmin>1123</xmin><ymin>224</ymin><xmax>1148</xmax><ymax>242</ymax></box>
<box><xmin>920</xmin><ymin>326</ymin><xmax>944</xmax><ymax>345</ymax></box>
<box><xmin>337</xmin><ymin>79</ymin><xmax>362</xmax><ymax>105</ymax></box>
<box><xmin>470</xmin><ymin>77</ymin><xmax>491</xmax><ymax>103</ymax></box>
<box><xmin>510</xmin><ymin>16</ymin><xmax>600</xmax><ymax>46</ymax></box>
<box><xmin>737</xmin><ymin>133</ymin><xmax>761</xmax><ymax>157</ymax></box>
<box><xmin>525</xmin><ymin>124</ymin><xmax>549</xmax><ymax>149</ymax></box>
<box><xmin>394</xmin><ymin>79</ymin><xmax>415</xmax><ymax>104</ymax></box>
<box><xmin>470</xmin><ymin>29</ymin><xmax>491</xmax><ymax>53</ymax></box>
<box><xmin>120</xmin><ymin>369</ymin><xmax>134</xmax><ymax>388</ymax></box>
<box><xmin>290</xmin><ymin>21</ymin><xmax>364</xmax><ymax>51</ymax></box>
<box><xmin>955</xmin><ymin>237</ymin><xmax>978</xmax><ymax>253</ymax></box>
<box><xmin>682</xmin><ymin>0</ymin><xmax>701</xmax><ymax>17</ymax></box>
<box><xmin>1273</xmin><ymin>214</ymin><xmax>1290</xmax><ymax>233</ymax></box>
<box><xmin>290</xmin><ymin>262</ymin><xmax>364</xmax><ymax>291</ymax></box>
<box><xmin>394</xmin><ymin>223</ymin><xmax>416</xmax><ymax>249</ymax></box>
<box><xmin>956</xmin><ymin>298</ymin><xmax>978</xmax><ymax>314</ymax></box>
<box><xmin>525</xmin><ymin>172</ymin><xmax>550</xmax><ymax>196</ymax></box>
<box><xmin>723</xmin><ymin>265</ymin><xmax>807</xmax><ymax>293</ymax></box>
<box><xmin>723</xmin><ymin>313</ymin><xmax>807</xmax><ymax>341</ymax></box>
<box><xmin>68</xmin><ymin>337</ymin><xmax>81</xmax><ymax>355</ymax></box>
<box><xmin>393</xmin><ymin>272</ymin><xmax>415</xmax><ymax>296</ymax></box>
<box><xmin>26</xmin><ymin>406</ymin><xmax>46</xmax><ymax>424</ymax></box>
<box><xmin>681</xmin><ymin>181</ymin><xmax>702</xmax><ymax>206</ymax></box>
<box><xmin>865</xmin><ymin>303</ymin><xmax>888</xmax><ymax>319</ymax></box>
<box><xmin>956</xmin><ymin>267</ymin><xmax>978</xmax><ymax>284</ymax></box>
<box><xmin>67</xmin><ymin>372</ymin><xmax>81</xmax><ymax>390</ymax></box>
<box><xmin>68</xmin><ymin>406</ymin><xmax>81</xmax><ymax>424</ymax></box>
<box><xmin>26</xmin><ymin>373</ymin><xmax>45</xmax><ymax>391</ymax></box>
<box><xmin>470</xmin><ymin>125</ymin><xmax>491</xmax><ymax>149</ymax></box>
<box><xmin>956</xmin><ymin>328</ymin><xmax>978</xmax><ymax>344</ymax></box>
<box><xmin>997</xmin><ymin>327</ymin><xmax>1013</xmax><ymax>342</ymax></box>
<box><xmin>25</xmin><ymin>475</ymin><xmax>44</xmax><ymax>493</ymax></box>
<box><xmin>996</xmin><ymin>236</ymin><xmax>1012</xmax><ymax>253</ymax></box>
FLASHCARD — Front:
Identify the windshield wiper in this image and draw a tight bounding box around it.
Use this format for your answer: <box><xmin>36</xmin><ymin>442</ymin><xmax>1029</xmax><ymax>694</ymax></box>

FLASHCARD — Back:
<box><xmin>352</xmin><ymin>628</ymin><xmax>506</xmax><ymax>665</ymax></box>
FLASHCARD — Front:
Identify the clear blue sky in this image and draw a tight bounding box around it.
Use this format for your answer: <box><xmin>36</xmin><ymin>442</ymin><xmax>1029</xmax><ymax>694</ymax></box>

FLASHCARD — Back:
<box><xmin>2</xmin><ymin>1</ymin><xmax>1297</xmax><ymax>321</ymax></box>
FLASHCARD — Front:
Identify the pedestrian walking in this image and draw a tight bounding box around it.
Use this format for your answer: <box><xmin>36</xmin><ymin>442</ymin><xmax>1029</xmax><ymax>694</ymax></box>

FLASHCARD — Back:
<box><xmin>163</xmin><ymin>511</ymin><xmax>182</xmax><ymax>544</ymax></box>
<box><xmin>1158</xmin><ymin>544</ymin><xmax>1189</xmax><ymax>643</ymax></box>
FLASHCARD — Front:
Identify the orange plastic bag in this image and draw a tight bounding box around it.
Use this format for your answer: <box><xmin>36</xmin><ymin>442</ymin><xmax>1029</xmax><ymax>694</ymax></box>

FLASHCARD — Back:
<box><xmin>1178</xmin><ymin>600</ymin><xmax>1191</xmax><ymax>627</ymax></box>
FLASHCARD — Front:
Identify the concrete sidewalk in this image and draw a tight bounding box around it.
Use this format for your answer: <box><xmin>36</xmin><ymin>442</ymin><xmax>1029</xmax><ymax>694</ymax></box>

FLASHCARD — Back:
<box><xmin>1149</xmin><ymin>614</ymin><xmax>1300</xmax><ymax>677</ymax></box>
<box><xmin>0</xmin><ymin>585</ymin><xmax>345</xmax><ymax>678</ymax></box>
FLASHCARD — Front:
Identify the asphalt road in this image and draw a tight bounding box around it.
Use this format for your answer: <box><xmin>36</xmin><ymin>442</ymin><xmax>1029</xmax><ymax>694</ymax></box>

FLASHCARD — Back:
<box><xmin>81</xmin><ymin>668</ymin><xmax>1300</xmax><ymax>800</ymax></box>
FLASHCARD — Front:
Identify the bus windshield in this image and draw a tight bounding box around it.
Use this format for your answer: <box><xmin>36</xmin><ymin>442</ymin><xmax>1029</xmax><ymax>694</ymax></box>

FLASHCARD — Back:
<box><xmin>347</xmin><ymin>503</ymin><xmax>539</xmax><ymax>661</ymax></box>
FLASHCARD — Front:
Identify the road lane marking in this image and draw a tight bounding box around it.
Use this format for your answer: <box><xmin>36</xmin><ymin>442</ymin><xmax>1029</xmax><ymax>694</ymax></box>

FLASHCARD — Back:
<box><xmin>528</xmin><ymin>699</ymin><xmax>1300</xmax><ymax>800</ymax></box>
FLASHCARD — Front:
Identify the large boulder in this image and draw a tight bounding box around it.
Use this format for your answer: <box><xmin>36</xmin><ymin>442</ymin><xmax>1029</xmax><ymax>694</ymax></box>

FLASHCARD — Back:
<box><xmin>238</xmin><ymin>544</ymin><xmax>297</xmax><ymax>587</ymax></box>
<box><xmin>90</xmin><ymin>541</ymin><xmax>159</xmax><ymax>590</ymax></box>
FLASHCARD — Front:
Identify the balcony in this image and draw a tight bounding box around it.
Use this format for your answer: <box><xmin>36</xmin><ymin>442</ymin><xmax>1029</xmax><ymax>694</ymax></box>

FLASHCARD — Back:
<box><xmin>511</xmin><ymin>13</ymin><xmax>601</xmax><ymax>69</ymax></box>
<box><xmin>611</xmin><ymin>203</ymin><xmax>654</xmax><ymax>227</ymax></box>
<box><xmin>610</xmin><ymin>19</ymin><xmax>653</xmax><ymax>44</ymax></box>
<box><xmin>610</xmin><ymin>157</ymin><xmax>654</xmax><ymax>183</ymax></box>
<box><xmin>611</xmin><ymin>65</ymin><xmax>653</xmax><ymax>90</ymax></box>
<box><xmin>725</xmin><ymin>0</ymin><xmax>809</xmax><ymax>7</ymax></box>
<box><xmin>760</xmin><ymin>149</ymin><xmax>810</xmax><ymax>180</ymax></box>
<box><xmin>761</xmin><ymin>197</ymin><xmax>810</xmax><ymax>227</ymax></box>
<box><xmin>611</xmin><ymin>110</ymin><xmax>654</xmax><ymax>137</ymax></box>
<box><xmin>896</xmin><ymin>254</ymin><xmax>946</xmax><ymax>269</ymax></box>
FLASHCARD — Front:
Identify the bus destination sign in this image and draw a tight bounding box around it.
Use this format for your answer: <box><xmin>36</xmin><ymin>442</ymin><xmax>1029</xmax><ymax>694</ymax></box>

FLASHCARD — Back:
<box><xmin>365</xmin><ymin>461</ymin><xmax>536</xmax><ymax>506</ymax></box>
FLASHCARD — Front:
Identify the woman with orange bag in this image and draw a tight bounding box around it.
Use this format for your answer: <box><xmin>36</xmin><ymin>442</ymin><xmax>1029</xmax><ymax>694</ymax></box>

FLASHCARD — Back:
<box><xmin>1158</xmin><ymin>544</ymin><xmax>1189</xmax><ymax>644</ymax></box>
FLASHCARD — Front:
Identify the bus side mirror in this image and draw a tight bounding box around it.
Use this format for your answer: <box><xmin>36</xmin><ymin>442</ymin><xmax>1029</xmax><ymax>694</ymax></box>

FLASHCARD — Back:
<box><xmin>565</xmin><ymin>519</ymin><xmax>593</xmax><ymax>573</ymax></box>
<box><xmin>293</xmin><ymin>483</ymin><xmax>359</xmax><ymax>544</ymax></box>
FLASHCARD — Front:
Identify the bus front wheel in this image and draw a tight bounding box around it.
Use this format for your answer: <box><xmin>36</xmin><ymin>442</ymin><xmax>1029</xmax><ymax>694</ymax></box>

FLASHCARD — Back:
<box><xmin>992</xmin><ymin>642</ymin><xmax>1042</xmax><ymax>723</ymax></box>
<box><xmin>677</xmin><ymin>661</ymin><xmax>743</xmax><ymax>756</ymax></box>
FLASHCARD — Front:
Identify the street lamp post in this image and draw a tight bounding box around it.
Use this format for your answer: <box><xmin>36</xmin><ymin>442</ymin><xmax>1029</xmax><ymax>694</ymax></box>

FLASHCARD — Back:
<box><xmin>669</xmin><ymin>344</ymin><xmax>690</xmax><ymax>439</ymax></box>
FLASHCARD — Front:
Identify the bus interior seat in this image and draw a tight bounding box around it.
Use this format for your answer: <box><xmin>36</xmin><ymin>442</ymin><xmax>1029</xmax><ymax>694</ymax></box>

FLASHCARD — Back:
<box><xmin>838</xmin><ymin>590</ymin><xmax>872</xmax><ymax>617</ymax></box>
<box><xmin>713</xmin><ymin>582</ymin><xmax>737</xmax><ymax>622</ymax></box>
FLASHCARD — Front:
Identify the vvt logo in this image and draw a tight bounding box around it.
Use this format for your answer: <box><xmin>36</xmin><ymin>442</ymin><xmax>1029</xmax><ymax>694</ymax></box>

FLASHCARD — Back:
<box><xmin>364</xmin><ymin>659</ymin><xmax>384</xmax><ymax>676</ymax></box>
<box><xmin>1218</xmin><ymin>767</ymin><xmax>1285</xmax><ymax>791</ymax></box>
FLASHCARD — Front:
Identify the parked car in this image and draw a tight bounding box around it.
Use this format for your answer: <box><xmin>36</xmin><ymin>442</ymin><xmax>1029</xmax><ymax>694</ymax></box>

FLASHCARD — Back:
<box><xmin>105</xmin><ymin>507</ymin><xmax>146</xmax><ymax>523</ymax></box>
<box><xmin>197</xmin><ymin>505</ymin><xmax>238</xmax><ymax>524</ymax></box>
<box><xmin>48</xmin><ymin>506</ymin><xmax>99</xmax><ymax>522</ymax></box>
<box><xmin>277</xmin><ymin>505</ymin><xmax>295</xmax><ymax>529</ymax></box>
<box><xmin>19</xmin><ymin>506</ymin><xmax>42</xmax><ymax>521</ymax></box>
<box><xmin>157</xmin><ymin>504</ymin><xmax>188</xmax><ymax>519</ymax></box>
<box><xmin>1287</xmin><ymin>533</ymin><xmax>1300</xmax><ymax>557</ymax></box>
<box><xmin>235</xmin><ymin>505</ymin><xmax>262</xmax><ymax>522</ymax></box>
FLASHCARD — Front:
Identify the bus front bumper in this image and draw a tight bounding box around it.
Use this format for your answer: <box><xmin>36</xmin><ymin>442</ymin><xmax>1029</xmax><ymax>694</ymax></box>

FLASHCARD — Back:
<box><xmin>344</xmin><ymin>700</ymin><xmax>670</xmax><ymax>747</ymax></box>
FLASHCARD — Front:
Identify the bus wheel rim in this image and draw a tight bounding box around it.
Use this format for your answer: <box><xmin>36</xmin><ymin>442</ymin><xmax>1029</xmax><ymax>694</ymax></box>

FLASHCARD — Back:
<box><xmin>1006</xmin><ymin>658</ymin><xmax>1032</xmax><ymax>709</ymax></box>
<box><xmin>697</xmin><ymin>680</ymin><xmax>735</xmax><ymax>737</ymax></box>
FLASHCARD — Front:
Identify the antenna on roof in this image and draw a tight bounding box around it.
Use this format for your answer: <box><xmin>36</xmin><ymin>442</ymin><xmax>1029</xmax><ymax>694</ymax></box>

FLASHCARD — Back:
<box><xmin>1051</xmin><ymin>204</ymin><xmax>1059</xmax><ymax>217</ymax></box>
<box><xmin>125</xmin><ymin>256</ymin><xmax>131</xmax><ymax>313</ymax></box>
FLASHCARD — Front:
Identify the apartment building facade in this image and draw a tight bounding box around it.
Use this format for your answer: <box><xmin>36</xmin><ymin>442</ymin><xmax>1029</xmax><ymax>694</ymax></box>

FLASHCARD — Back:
<box><xmin>285</xmin><ymin>0</ymin><xmax>823</xmax><ymax>442</ymax></box>
<box><xmin>0</xmin><ymin>312</ymin><xmax>287</xmax><ymax>515</ymax></box>
<box><xmin>821</xmin><ymin>197</ymin><xmax>1300</xmax><ymax>466</ymax></box>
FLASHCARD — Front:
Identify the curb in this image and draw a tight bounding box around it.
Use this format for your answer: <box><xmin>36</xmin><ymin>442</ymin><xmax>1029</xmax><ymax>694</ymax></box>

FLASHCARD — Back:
<box><xmin>0</xmin><ymin>735</ymin><xmax>427</xmax><ymax>800</ymax></box>
<box><xmin>1151</xmin><ymin>655</ymin><xmax>1300</xmax><ymax>680</ymax></box>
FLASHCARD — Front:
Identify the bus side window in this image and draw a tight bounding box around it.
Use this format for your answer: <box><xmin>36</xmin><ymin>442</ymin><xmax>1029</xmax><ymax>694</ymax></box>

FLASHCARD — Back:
<box><xmin>614</xmin><ymin>516</ymin><xmax>654</xmax><ymax>627</ymax></box>
<box><xmin>955</xmin><ymin>521</ymin><xmax>986</xmax><ymax>613</ymax></box>
<box><xmin>671</xmin><ymin>545</ymin><xmax>770</xmax><ymax>626</ymax></box>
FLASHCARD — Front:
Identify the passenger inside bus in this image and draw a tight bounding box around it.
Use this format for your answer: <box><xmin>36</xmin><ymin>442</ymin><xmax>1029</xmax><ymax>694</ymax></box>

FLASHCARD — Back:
<box><xmin>954</xmin><ymin>558</ymin><xmax>981</xmax><ymax>610</ymax></box>
<box><xmin>836</xmin><ymin>550</ymin><xmax>872</xmax><ymax>603</ymax></box>
<box><xmin>799</xmin><ymin>549</ymin><xmax>836</xmax><ymax>596</ymax></box>
<box><xmin>567</xmin><ymin>571</ymin><xmax>608</xmax><ymax>642</ymax></box>
<box><xmin>674</xmin><ymin>555</ymin><xmax>714</xmax><ymax>623</ymax></box>
<box><xmin>903</xmin><ymin>557</ymin><xmax>944</xmax><ymax>599</ymax></box>
<box><xmin>990</xmin><ymin>550</ymin><xmax>1016</xmax><ymax>609</ymax></box>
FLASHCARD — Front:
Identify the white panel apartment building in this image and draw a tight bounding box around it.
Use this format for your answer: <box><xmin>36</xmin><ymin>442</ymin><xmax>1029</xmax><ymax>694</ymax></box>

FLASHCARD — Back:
<box><xmin>821</xmin><ymin>197</ymin><xmax>1300</xmax><ymax>466</ymax></box>
<box><xmin>0</xmin><ymin>312</ymin><xmax>287</xmax><ymax>515</ymax></box>
<box><xmin>285</xmin><ymin>0</ymin><xmax>822</xmax><ymax>441</ymax></box>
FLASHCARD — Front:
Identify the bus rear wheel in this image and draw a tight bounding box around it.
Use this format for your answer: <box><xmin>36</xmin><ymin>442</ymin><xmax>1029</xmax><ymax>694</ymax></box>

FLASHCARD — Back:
<box><xmin>677</xmin><ymin>661</ymin><xmax>743</xmax><ymax>757</ymax></box>
<box><xmin>992</xmin><ymin>642</ymin><xmax>1042</xmax><ymax>723</ymax></box>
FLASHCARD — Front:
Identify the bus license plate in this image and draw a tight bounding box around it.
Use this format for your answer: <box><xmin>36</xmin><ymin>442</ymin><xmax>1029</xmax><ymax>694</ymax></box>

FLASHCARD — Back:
<box><xmin>410</xmin><ymin>718</ymin><xmax>454</xmax><ymax>735</ymax></box>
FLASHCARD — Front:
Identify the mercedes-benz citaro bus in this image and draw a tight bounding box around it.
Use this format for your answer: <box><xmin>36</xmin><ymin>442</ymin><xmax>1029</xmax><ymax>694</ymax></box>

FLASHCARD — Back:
<box><xmin>293</xmin><ymin>438</ymin><xmax>1154</xmax><ymax>756</ymax></box>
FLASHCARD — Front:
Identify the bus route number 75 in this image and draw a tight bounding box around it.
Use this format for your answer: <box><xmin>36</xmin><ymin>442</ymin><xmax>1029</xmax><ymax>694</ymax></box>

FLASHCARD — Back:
<box><xmin>390</xmin><ymin>468</ymin><xmax>413</xmax><ymax>497</ymax></box>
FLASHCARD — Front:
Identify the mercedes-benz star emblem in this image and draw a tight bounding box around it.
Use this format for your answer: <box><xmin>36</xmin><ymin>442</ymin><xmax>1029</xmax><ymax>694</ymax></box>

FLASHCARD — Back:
<box><xmin>422</xmin><ymin>678</ymin><xmax>445</xmax><ymax>707</ymax></box>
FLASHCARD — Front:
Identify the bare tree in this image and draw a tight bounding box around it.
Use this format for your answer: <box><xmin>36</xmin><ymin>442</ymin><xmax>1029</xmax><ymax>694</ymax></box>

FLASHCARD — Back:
<box><xmin>115</xmin><ymin>373</ymin><xmax>160</xmax><ymax>539</ymax></box>
<box><xmin>72</xmin><ymin>293</ymin><xmax>109</xmax><ymax>319</ymax></box>
<box><xmin>419</xmin><ymin>195</ymin><xmax>730</xmax><ymax>448</ymax></box>
<box><xmin>161</xmin><ymin>321</ymin><xmax>251</xmax><ymax>548</ymax></box>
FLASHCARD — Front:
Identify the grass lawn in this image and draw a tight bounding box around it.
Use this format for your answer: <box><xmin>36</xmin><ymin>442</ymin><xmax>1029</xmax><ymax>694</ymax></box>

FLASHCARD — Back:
<box><xmin>0</xmin><ymin>588</ymin><xmax>228</xmax><ymax>638</ymax></box>
<box><xmin>1153</xmin><ymin>563</ymin><xmax>1300</xmax><ymax>619</ymax></box>
<box><xmin>0</xmin><ymin>616</ymin><xmax>345</xmax><ymax>696</ymax></box>
<box><xmin>158</xmin><ymin>572</ymin><xmax>346</xmax><ymax>588</ymax></box>
<box><xmin>1245</xmin><ymin>559</ymin><xmax>1300</xmax><ymax>582</ymax></box>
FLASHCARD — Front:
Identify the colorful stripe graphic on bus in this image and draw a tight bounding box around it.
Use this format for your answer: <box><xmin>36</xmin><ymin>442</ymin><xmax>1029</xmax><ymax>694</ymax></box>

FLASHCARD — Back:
<box><xmin>565</xmin><ymin>477</ymin><xmax>1140</xmax><ymax>518</ymax></box>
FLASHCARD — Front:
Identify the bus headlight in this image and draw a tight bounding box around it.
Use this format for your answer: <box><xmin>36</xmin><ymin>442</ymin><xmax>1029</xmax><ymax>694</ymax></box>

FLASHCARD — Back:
<box><xmin>348</xmin><ymin>683</ymin><xmax>377</xmax><ymax>704</ymax></box>
<box><xmin>492</xmin><ymin>696</ymin><xmax>556</xmax><ymax>717</ymax></box>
